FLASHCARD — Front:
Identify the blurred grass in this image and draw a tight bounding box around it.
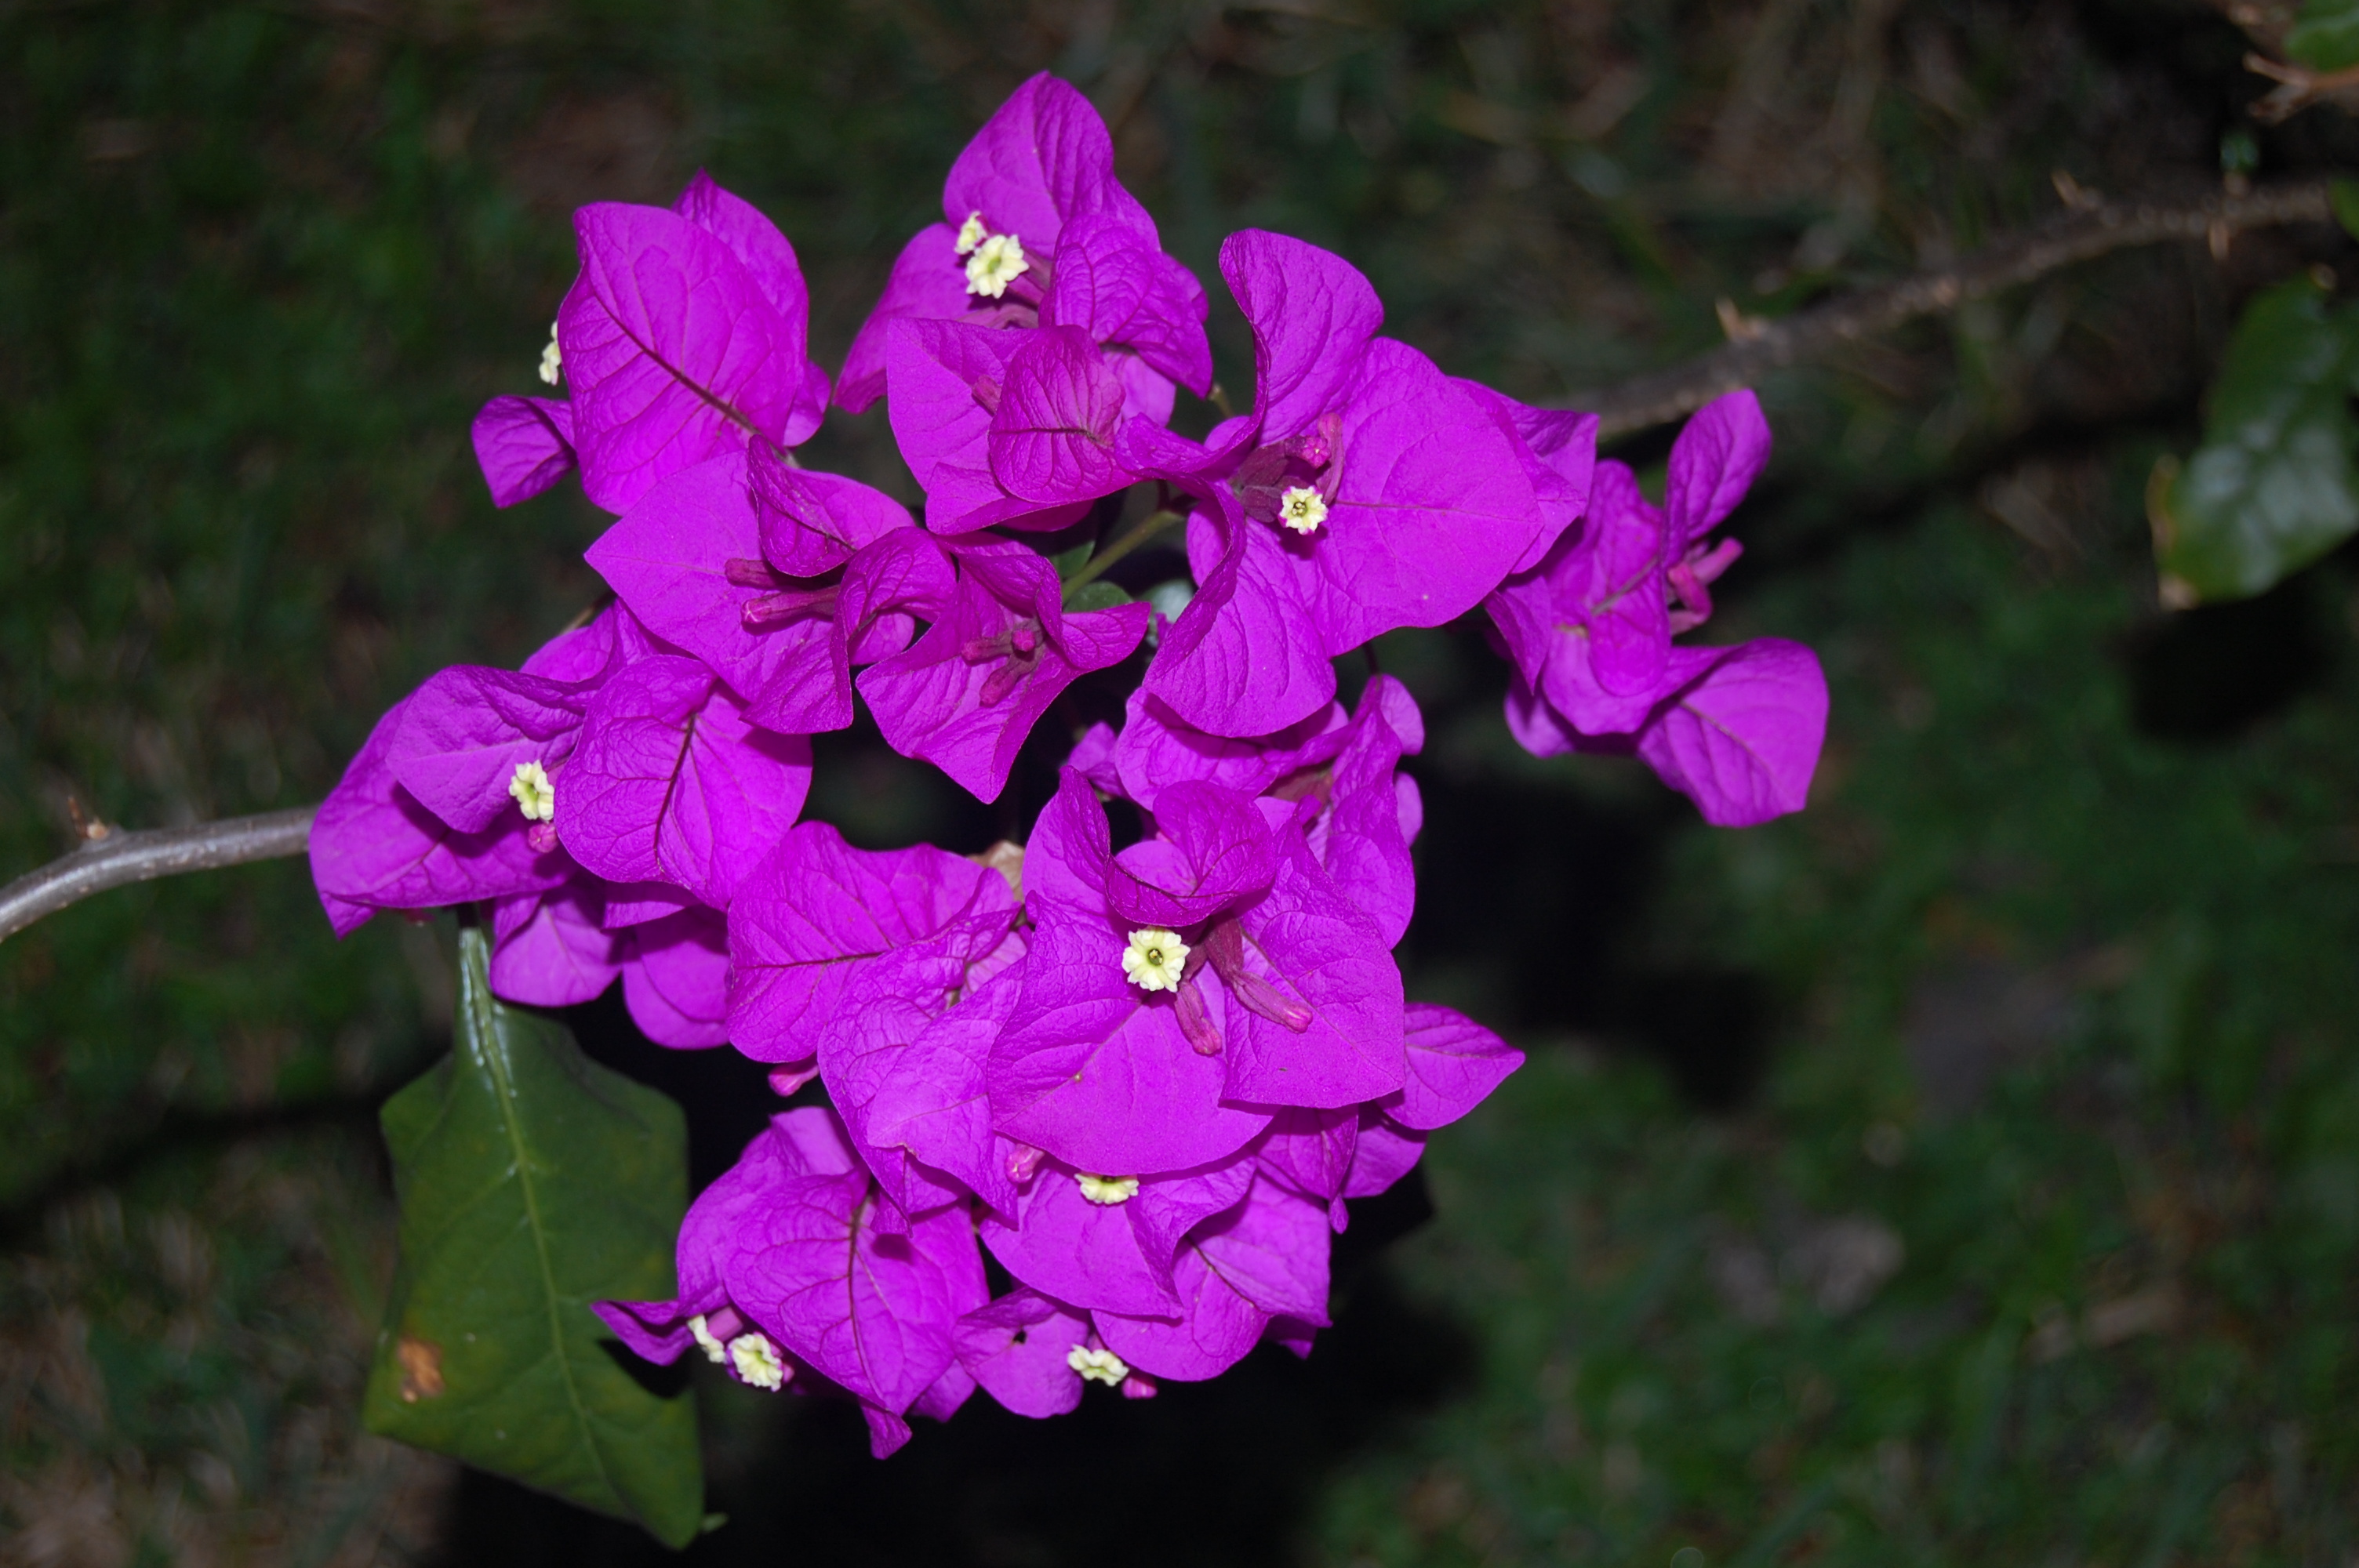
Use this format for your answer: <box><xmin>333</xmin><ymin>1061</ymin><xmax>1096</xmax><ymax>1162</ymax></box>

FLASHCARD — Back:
<box><xmin>3</xmin><ymin>0</ymin><xmax>2357</xmax><ymax>1563</ymax></box>
<box><xmin>1346</xmin><ymin>488</ymin><xmax>2359</xmax><ymax>1565</ymax></box>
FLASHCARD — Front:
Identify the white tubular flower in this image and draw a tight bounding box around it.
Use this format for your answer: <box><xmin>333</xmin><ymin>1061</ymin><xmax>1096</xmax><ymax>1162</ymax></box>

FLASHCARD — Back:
<box><xmin>954</xmin><ymin>211</ymin><xmax>988</xmax><ymax>255</ymax></box>
<box><xmin>1075</xmin><ymin>1172</ymin><xmax>1140</xmax><ymax>1206</ymax></box>
<box><xmin>1278</xmin><ymin>486</ymin><xmax>1329</xmax><ymax>535</ymax></box>
<box><xmin>965</xmin><ymin>232</ymin><xmax>1029</xmax><ymax>299</ymax></box>
<box><xmin>1121</xmin><ymin>927</ymin><xmax>1187</xmax><ymax>993</ymax></box>
<box><xmin>729</xmin><ymin>1333</ymin><xmax>788</xmax><ymax>1391</ymax></box>
<box><xmin>508</xmin><ymin>760</ymin><xmax>554</xmax><ymax>822</ymax></box>
<box><xmin>687</xmin><ymin>1314</ymin><xmax>727</xmax><ymax>1366</ymax></box>
<box><xmin>1067</xmin><ymin>1345</ymin><xmax>1130</xmax><ymax>1385</ymax></box>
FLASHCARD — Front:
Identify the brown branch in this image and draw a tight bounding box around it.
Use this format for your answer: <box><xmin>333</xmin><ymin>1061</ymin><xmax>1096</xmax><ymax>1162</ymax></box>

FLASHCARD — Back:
<box><xmin>1580</xmin><ymin>178</ymin><xmax>2335</xmax><ymax>441</ymax></box>
<box><xmin>0</xmin><ymin>807</ymin><xmax>316</xmax><ymax>943</ymax></box>
<box><xmin>2245</xmin><ymin>52</ymin><xmax>2359</xmax><ymax>123</ymax></box>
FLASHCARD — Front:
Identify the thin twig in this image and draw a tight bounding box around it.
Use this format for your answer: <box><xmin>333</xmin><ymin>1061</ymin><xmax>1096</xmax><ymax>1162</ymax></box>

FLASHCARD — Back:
<box><xmin>1580</xmin><ymin>178</ymin><xmax>2335</xmax><ymax>441</ymax></box>
<box><xmin>1064</xmin><ymin>508</ymin><xmax>1185</xmax><ymax>590</ymax></box>
<box><xmin>0</xmin><ymin>807</ymin><xmax>316</xmax><ymax>943</ymax></box>
<box><xmin>2245</xmin><ymin>52</ymin><xmax>2359</xmax><ymax>123</ymax></box>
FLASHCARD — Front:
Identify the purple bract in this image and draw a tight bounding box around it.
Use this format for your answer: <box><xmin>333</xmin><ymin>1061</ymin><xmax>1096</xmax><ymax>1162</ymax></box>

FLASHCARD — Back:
<box><xmin>313</xmin><ymin>71</ymin><xmax>1833</xmax><ymax>1462</ymax></box>
<box><xmin>1488</xmin><ymin>390</ymin><xmax>1828</xmax><ymax>826</ymax></box>
<box><xmin>838</xmin><ymin>74</ymin><xmax>1209</xmax><ymax>421</ymax></box>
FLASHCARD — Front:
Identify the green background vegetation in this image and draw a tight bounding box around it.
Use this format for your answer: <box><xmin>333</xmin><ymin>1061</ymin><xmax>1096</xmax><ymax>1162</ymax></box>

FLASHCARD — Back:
<box><xmin>4</xmin><ymin>1</ymin><xmax>2357</xmax><ymax>1562</ymax></box>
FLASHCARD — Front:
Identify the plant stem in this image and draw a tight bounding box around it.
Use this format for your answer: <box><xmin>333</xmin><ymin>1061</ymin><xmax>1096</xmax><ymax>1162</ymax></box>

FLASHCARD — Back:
<box><xmin>0</xmin><ymin>806</ymin><xmax>316</xmax><ymax>943</ymax></box>
<box><xmin>1064</xmin><ymin>508</ymin><xmax>1185</xmax><ymax>591</ymax></box>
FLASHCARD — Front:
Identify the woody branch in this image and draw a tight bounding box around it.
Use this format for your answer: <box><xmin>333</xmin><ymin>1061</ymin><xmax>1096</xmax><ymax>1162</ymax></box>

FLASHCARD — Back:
<box><xmin>1579</xmin><ymin>177</ymin><xmax>2334</xmax><ymax>440</ymax></box>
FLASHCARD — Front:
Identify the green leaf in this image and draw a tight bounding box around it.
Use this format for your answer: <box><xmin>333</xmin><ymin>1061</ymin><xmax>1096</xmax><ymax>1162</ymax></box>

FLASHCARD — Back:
<box><xmin>362</xmin><ymin>928</ymin><xmax>702</xmax><ymax>1547</ymax></box>
<box><xmin>1048</xmin><ymin>539</ymin><xmax>1097</xmax><ymax>579</ymax></box>
<box><xmin>1063</xmin><ymin>579</ymin><xmax>1132</xmax><ymax>612</ymax></box>
<box><xmin>2289</xmin><ymin>0</ymin><xmax>2359</xmax><ymax>70</ymax></box>
<box><xmin>2157</xmin><ymin>278</ymin><xmax>2359</xmax><ymax>603</ymax></box>
<box><xmin>2219</xmin><ymin>128</ymin><xmax>2260</xmax><ymax>178</ymax></box>
<box><xmin>2333</xmin><ymin>177</ymin><xmax>2359</xmax><ymax>245</ymax></box>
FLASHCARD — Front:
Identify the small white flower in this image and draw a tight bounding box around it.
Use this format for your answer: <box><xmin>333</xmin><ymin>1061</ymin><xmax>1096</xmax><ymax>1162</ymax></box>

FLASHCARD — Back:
<box><xmin>965</xmin><ymin>232</ymin><xmax>1030</xmax><ymax>299</ymax></box>
<box><xmin>1067</xmin><ymin>1345</ymin><xmax>1130</xmax><ymax>1385</ymax></box>
<box><xmin>1075</xmin><ymin>1172</ymin><xmax>1140</xmax><ymax>1206</ymax></box>
<box><xmin>538</xmin><ymin>321</ymin><xmax>562</xmax><ymax>387</ymax></box>
<box><xmin>729</xmin><ymin>1333</ymin><xmax>788</xmax><ymax>1391</ymax></box>
<box><xmin>1121</xmin><ymin>927</ymin><xmax>1188</xmax><ymax>993</ymax></box>
<box><xmin>508</xmin><ymin>760</ymin><xmax>554</xmax><ymax>822</ymax></box>
<box><xmin>687</xmin><ymin>1314</ymin><xmax>727</xmax><ymax>1366</ymax></box>
<box><xmin>1278</xmin><ymin>486</ymin><xmax>1329</xmax><ymax>535</ymax></box>
<box><xmin>954</xmin><ymin>211</ymin><xmax>989</xmax><ymax>256</ymax></box>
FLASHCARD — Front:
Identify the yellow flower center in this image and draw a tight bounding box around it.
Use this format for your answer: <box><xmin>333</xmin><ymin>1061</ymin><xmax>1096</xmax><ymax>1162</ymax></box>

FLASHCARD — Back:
<box><xmin>1075</xmin><ymin>1172</ymin><xmax>1140</xmax><ymax>1205</ymax></box>
<box><xmin>1278</xmin><ymin>486</ymin><xmax>1329</xmax><ymax>535</ymax></box>
<box><xmin>508</xmin><ymin>760</ymin><xmax>554</xmax><ymax>822</ymax></box>
<box><xmin>965</xmin><ymin>232</ymin><xmax>1030</xmax><ymax>299</ymax></box>
<box><xmin>1067</xmin><ymin>1345</ymin><xmax>1130</xmax><ymax>1385</ymax></box>
<box><xmin>954</xmin><ymin>211</ymin><xmax>989</xmax><ymax>256</ymax></box>
<box><xmin>729</xmin><ymin>1334</ymin><xmax>787</xmax><ymax>1391</ymax></box>
<box><xmin>1121</xmin><ymin>927</ymin><xmax>1188</xmax><ymax>993</ymax></box>
<box><xmin>538</xmin><ymin>321</ymin><xmax>562</xmax><ymax>387</ymax></box>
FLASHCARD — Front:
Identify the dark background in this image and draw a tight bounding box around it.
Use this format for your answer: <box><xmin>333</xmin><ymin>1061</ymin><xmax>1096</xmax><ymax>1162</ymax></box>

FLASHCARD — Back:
<box><xmin>5</xmin><ymin>2</ymin><xmax>2359</xmax><ymax>1563</ymax></box>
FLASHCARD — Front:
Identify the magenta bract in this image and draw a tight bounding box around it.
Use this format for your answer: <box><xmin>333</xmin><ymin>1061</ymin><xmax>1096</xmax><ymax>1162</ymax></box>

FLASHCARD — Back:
<box><xmin>1094</xmin><ymin>1174</ymin><xmax>1331</xmax><ymax>1382</ymax></box>
<box><xmin>585</xmin><ymin>452</ymin><xmax>954</xmax><ymax>736</ymax></box>
<box><xmin>987</xmin><ymin>768</ymin><xmax>1405</xmax><ymax>1177</ymax></box>
<box><xmin>727</xmin><ymin>821</ymin><xmax>1020</xmax><ymax>1065</ymax></box>
<box><xmin>1136</xmin><ymin>232</ymin><xmax>1554</xmax><ymax>738</ymax></box>
<box><xmin>1486</xmin><ymin>390</ymin><xmax>1827</xmax><ymax>826</ymax></box>
<box><xmin>330</xmin><ymin>70</ymin><xmax>1835</xmax><ymax>1460</ymax></box>
<box><xmin>471</xmin><ymin>395</ymin><xmax>576</xmax><ymax>509</ymax></box>
<box><xmin>560</xmin><ymin>185</ymin><xmax>828</xmax><ymax>514</ymax></box>
<box><xmin>858</xmin><ymin>539</ymin><xmax>1149</xmax><ymax>803</ymax></box>
<box><xmin>952</xmin><ymin>1288</ymin><xmax>1096</xmax><ymax>1417</ymax></box>
<box><xmin>556</xmin><ymin>654</ymin><xmax>813</xmax><ymax>909</ymax></box>
<box><xmin>310</xmin><ymin>695</ymin><xmax>574</xmax><ymax>936</ymax></box>
<box><xmin>838</xmin><ymin>74</ymin><xmax>1209</xmax><ymax>416</ymax></box>
<box><xmin>980</xmin><ymin>1153</ymin><xmax>1252</xmax><ymax>1318</ymax></box>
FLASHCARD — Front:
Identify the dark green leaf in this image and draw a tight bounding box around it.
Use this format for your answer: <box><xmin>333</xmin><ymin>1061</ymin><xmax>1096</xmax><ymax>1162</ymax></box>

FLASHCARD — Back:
<box><xmin>1048</xmin><ymin>539</ymin><xmax>1097</xmax><ymax>578</ymax></box>
<box><xmin>363</xmin><ymin>928</ymin><xmax>702</xmax><ymax>1548</ymax></box>
<box><xmin>2334</xmin><ymin>178</ymin><xmax>2359</xmax><ymax>245</ymax></box>
<box><xmin>1063</xmin><ymin>579</ymin><xmax>1132</xmax><ymax>612</ymax></box>
<box><xmin>2157</xmin><ymin>278</ymin><xmax>2359</xmax><ymax>602</ymax></box>
<box><xmin>2289</xmin><ymin>0</ymin><xmax>2359</xmax><ymax>70</ymax></box>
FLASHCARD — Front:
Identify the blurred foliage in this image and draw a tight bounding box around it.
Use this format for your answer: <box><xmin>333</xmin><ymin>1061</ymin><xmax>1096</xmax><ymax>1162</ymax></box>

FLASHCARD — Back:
<box><xmin>2154</xmin><ymin>274</ymin><xmax>2359</xmax><ymax>603</ymax></box>
<box><xmin>1343</xmin><ymin>470</ymin><xmax>2359</xmax><ymax>1566</ymax></box>
<box><xmin>2289</xmin><ymin>0</ymin><xmax>2359</xmax><ymax>71</ymax></box>
<box><xmin>3</xmin><ymin>0</ymin><xmax>2359</xmax><ymax>1563</ymax></box>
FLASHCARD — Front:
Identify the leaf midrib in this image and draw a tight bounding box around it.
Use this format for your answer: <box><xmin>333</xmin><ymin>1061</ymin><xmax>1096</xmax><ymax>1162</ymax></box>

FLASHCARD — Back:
<box><xmin>465</xmin><ymin>936</ymin><xmax>627</xmax><ymax>1510</ymax></box>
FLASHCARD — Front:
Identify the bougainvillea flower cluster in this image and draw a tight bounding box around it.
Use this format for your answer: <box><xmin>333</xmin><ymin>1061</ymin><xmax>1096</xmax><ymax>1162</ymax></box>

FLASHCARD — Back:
<box><xmin>312</xmin><ymin>74</ymin><xmax>1827</xmax><ymax>1455</ymax></box>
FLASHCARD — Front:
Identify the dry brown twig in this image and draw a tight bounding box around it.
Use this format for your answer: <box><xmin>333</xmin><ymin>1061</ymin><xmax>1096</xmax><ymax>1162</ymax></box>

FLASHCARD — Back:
<box><xmin>2201</xmin><ymin>2</ymin><xmax>2359</xmax><ymax>121</ymax></box>
<box><xmin>0</xmin><ymin>180</ymin><xmax>2339</xmax><ymax>941</ymax></box>
<box><xmin>1578</xmin><ymin>176</ymin><xmax>2335</xmax><ymax>439</ymax></box>
<box><xmin>2245</xmin><ymin>52</ymin><xmax>2359</xmax><ymax>123</ymax></box>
